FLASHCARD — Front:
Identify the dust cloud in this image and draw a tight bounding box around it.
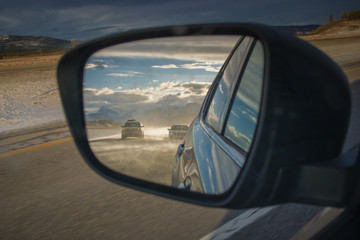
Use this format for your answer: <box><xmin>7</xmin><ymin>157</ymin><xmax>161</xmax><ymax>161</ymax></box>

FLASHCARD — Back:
<box><xmin>87</xmin><ymin>126</ymin><xmax>185</xmax><ymax>187</ymax></box>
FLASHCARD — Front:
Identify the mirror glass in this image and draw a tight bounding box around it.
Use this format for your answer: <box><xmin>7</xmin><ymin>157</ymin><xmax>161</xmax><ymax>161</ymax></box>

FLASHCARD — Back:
<box><xmin>83</xmin><ymin>35</ymin><xmax>264</xmax><ymax>194</ymax></box>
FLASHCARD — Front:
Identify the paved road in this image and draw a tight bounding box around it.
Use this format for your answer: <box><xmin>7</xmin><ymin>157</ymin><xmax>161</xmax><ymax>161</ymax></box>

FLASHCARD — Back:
<box><xmin>0</xmin><ymin>133</ymin><xmax>324</xmax><ymax>240</ymax></box>
<box><xmin>0</xmin><ymin>137</ymin><xmax>233</xmax><ymax>239</ymax></box>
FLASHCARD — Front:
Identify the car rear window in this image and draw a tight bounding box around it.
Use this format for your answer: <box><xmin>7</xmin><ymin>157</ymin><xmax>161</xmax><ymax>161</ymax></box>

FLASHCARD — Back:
<box><xmin>223</xmin><ymin>41</ymin><xmax>264</xmax><ymax>152</ymax></box>
<box><xmin>205</xmin><ymin>36</ymin><xmax>252</xmax><ymax>132</ymax></box>
<box><xmin>171</xmin><ymin>125</ymin><xmax>188</xmax><ymax>130</ymax></box>
<box><xmin>124</xmin><ymin>122</ymin><xmax>141</xmax><ymax>127</ymax></box>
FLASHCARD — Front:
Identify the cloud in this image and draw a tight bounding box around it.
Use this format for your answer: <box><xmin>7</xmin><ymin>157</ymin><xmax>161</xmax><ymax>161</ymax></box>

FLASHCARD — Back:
<box><xmin>2</xmin><ymin>0</ymin><xmax>360</xmax><ymax>40</ymax></box>
<box><xmin>85</xmin><ymin>59</ymin><xmax>108</xmax><ymax>69</ymax></box>
<box><xmin>181</xmin><ymin>63</ymin><xmax>220</xmax><ymax>72</ymax></box>
<box><xmin>153</xmin><ymin>62</ymin><xmax>221</xmax><ymax>72</ymax></box>
<box><xmin>224</xmin><ymin>125</ymin><xmax>252</xmax><ymax>151</ymax></box>
<box><xmin>155</xmin><ymin>81</ymin><xmax>211</xmax><ymax>96</ymax></box>
<box><xmin>157</xmin><ymin>94</ymin><xmax>183</xmax><ymax>105</ymax></box>
<box><xmin>0</xmin><ymin>15</ymin><xmax>21</xmax><ymax>28</ymax></box>
<box><xmin>179</xmin><ymin>82</ymin><xmax>211</xmax><ymax>94</ymax></box>
<box><xmin>94</xmin><ymin>36</ymin><xmax>239</xmax><ymax>62</ymax></box>
<box><xmin>85</xmin><ymin>63</ymin><xmax>108</xmax><ymax>69</ymax></box>
<box><xmin>85</xmin><ymin>87</ymin><xmax>146</xmax><ymax>99</ymax></box>
<box><xmin>152</xmin><ymin>64</ymin><xmax>178</xmax><ymax>69</ymax></box>
<box><xmin>106</xmin><ymin>72</ymin><xmax>141</xmax><ymax>77</ymax></box>
<box><xmin>83</xmin><ymin>80</ymin><xmax>211</xmax><ymax>114</ymax></box>
<box><xmin>92</xmin><ymin>87</ymin><xmax>114</xmax><ymax>95</ymax></box>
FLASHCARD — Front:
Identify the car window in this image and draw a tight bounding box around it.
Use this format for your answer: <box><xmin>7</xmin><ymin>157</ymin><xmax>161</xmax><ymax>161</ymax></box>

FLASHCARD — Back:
<box><xmin>171</xmin><ymin>125</ymin><xmax>188</xmax><ymax>130</ymax></box>
<box><xmin>223</xmin><ymin>41</ymin><xmax>264</xmax><ymax>152</ymax></box>
<box><xmin>125</xmin><ymin>122</ymin><xmax>141</xmax><ymax>127</ymax></box>
<box><xmin>205</xmin><ymin>36</ymin><xmax>253</xmax><ymax>132</ymax></box>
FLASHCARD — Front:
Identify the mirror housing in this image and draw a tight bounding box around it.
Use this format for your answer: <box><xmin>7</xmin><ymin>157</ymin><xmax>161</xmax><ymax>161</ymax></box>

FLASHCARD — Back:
<box><xmin>57</xmin><ymin>23</ymin><xmax>357</xmax><ymax>209</ymax></box>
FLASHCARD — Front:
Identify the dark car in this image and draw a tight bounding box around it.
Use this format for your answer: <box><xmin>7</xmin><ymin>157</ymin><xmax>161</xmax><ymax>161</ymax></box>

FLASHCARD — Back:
<box><xmin>168</xmin><ymin>124</ymin><xmax>188</xmax><ymax>141</ymax></box>
<box><xmin>121</xmin><ymin>119</ymin><xmax>144</xmax><ymax>139</ymax></box>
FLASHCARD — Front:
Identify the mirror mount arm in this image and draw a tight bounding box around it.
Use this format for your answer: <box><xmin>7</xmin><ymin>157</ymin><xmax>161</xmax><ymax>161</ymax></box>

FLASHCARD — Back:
<box><xmin>274</xmin><ymin>151</ymin><xmax>360</xmax><ymax>209</ymax></box>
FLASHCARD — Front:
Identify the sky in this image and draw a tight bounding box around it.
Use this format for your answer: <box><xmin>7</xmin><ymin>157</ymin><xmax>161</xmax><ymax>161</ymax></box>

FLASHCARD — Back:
<box><xmin>0</xmin><ymin>0</ymin><xmax>359</xmax><ymax>40</ymax></box>
<box><xmin>83</xmin><ymin>36</ymin><xmax>239</xmax><ymax>125</ymax></box>
<box><xmin>82</xmin><ymin>34</ymin><xmax>261</xmax><ymax>138</ymax></box>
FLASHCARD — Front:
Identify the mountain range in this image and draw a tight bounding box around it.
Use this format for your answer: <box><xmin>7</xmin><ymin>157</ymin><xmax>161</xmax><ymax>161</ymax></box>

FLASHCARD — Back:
<box><xmin>86</xmin><ymin>102</ymin><xmax>202</xmax><ymax>127</ymax></box>
<box><xmin>0</xmin><ymin>25</ymin><xmax>320</xmax><ymax>53</ymax></box>
<box><xmin>273</xmin><ymin>24</ymin><xmax>321</xmax><ymax>36</ymax></box>
<box><xmin>0</xmin><ymin>35</ymin><xmax>76</xmax><ymax>53</ymax></box>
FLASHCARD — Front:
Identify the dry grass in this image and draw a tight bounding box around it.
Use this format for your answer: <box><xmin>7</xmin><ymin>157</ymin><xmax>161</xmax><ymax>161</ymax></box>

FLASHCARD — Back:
<box><xmin>311</xmin><ymin>19</ymin><xmax>344</xmax><ymax>35</ymax></box>
<box><xmin>0</xmin><ymin>52</ymin><xmax>64</xmax><ymax>70</ymax></box>
<box><xmin>303</xmin><ymin>20</ymin><xmax>360</xmax><ymax>40</ymax></box>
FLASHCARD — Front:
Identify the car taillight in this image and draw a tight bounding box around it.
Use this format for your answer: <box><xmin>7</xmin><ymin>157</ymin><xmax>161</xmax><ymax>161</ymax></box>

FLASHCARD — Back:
<box><xmin>189</xmin><ymin>118</ymin><xmax>196</xmax><ymax>128</ymax></box>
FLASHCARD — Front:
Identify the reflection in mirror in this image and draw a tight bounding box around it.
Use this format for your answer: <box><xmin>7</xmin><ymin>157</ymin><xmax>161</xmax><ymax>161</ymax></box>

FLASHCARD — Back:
<box><xmin>172</xmin><ymin>39</ymin><xmax>265</xmax><ymax>194</ymax></box>
<box><xmin>224</xmin><ymin>41</ymin><xmax>264</xmax><ymax>152</ymax></box>
<box><xmin>83</xmin><ymin>35</ymin><xmax>245</xmax><ymax>193</ymax></box>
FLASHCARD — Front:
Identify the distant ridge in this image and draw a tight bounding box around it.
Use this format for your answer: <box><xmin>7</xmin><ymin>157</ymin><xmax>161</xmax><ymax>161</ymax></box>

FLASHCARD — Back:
<box><xmin>0</xmin><ymin>25</ymin><xmax>321</xmax><ymax>53</ymax></box>
<box><xmin>310</xmin><ymin>19</ymin><xmax>360</xmax><ymax>36</ymax></box>
<box><xmin>0</xmin><ymin>35</ymin><xmax>74</xmax><ymax>53</ymax></box>
<box><xmin>273</xmin><ymin>25</ymin><xmax>321</xmax><ymax>36</ymax></box>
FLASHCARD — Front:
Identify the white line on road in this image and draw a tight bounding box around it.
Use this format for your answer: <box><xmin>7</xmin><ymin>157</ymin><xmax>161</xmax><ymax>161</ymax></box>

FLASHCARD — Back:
<box><xmin>199</xmin><ymin>206</ymin><xmax>276</xmax><ymax>240</ymax></box>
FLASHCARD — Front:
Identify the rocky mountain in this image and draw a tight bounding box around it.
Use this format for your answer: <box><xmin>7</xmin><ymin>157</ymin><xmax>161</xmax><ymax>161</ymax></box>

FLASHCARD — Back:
<box><xmin>0</xmin><ymin>35</ymin><xmax>73</xmax><ymax>53</ymax></box>
<box><xmin>86</xmin><ymin>106</ymin><xmax>134</xmax><ymax>123</ymax></box>
<box><xmin>86</xmin><ymin>102</ymin><xmax>202</xmax><ymax>127</ymax></box>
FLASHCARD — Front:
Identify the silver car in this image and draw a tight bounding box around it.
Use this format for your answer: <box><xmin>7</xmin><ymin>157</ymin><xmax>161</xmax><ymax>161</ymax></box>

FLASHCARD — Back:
<box><xmin>168</xmin><ymin>125</ymin><xmax>188</xmax><ymax>141</ymax></box>
<box><xmin>121</xmin><ymin>119</ymin><xmax>144</xmax><ymax>139</ymax></box>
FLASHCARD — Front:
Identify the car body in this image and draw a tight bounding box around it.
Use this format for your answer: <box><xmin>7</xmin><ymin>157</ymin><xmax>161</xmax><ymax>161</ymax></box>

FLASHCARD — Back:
<box><xmin>168</xmin><ymin>125</ymin><xmax>188</xmax><ymax>140</ymax></box>
<box><xmin>171</xmin><ymin>36</ymin><xmax>262</xmax><ymax>193</ymax></box>
<box><xmin>121</xmin><ymin>119</ymin><xmax>144</xmax><ymax>139</ymax></box>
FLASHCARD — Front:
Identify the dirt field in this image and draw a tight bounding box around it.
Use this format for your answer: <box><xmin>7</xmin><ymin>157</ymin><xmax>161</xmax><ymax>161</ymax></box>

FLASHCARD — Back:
<box><xmin>305</xmin><ymin>35</ymin><xmax>360</xmax><ymax>65</ymax></box>
<box><xmin>0</xmin><ymin>53</ymin><xmax>65</xmax><ymax>136</ymax></box>
<box><xmin>0</xmin><ymin>54</ymin><xmax>62</xmax><ymax>70</ymax></box>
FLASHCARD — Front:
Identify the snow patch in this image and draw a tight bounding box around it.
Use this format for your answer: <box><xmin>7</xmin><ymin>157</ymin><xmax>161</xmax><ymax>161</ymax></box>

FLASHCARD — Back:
<box><xmin>0</xmin><ymin>63</ymin><xmax>66</xmax><ymax>139</ymax></box>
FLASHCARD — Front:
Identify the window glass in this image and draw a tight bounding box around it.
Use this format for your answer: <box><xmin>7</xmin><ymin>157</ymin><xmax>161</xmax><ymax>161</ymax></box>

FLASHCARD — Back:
<box><xmin>125</xmin><ymin>122</ymin><xmax>141</xmax><ymax>127</ymax></box>
<box><xmin>224</xmin><ymin>41</ymin><xmax>264</xmax><ymax>152</ymax></box>
<box><xmin>171</xmin><ymin>125</ymin><xmax>188</xmax><ymax>130</ymax></box>
<box><xmin>205</xmin><ymin>37</ymin><xmax>252</xmax><ymax>132</ymax></box>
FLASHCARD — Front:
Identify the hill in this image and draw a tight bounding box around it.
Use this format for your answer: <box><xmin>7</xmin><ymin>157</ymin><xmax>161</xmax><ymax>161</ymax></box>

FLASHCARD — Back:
<box><xmin>306</xmin><ymin>19</ymin><xmax>360</xmax><ymax>39</ymax></box>
<box><xmin>273</xmin><ymin>25</ymin><xmax>320</xmax><ymax>36</ymax></box>
<box><xmin>0</xmin><ymin>35</ymin><xmax>73</xmax><ymax>53</ymax></box>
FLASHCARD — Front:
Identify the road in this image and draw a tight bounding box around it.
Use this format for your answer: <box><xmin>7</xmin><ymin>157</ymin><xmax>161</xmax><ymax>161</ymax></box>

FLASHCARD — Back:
<box><xmin>0</xmin><ymin>47</ymin><xmax>359</xmax><ymax>239</ymax></box>
<box><xmin>87</xmin><ymin>127</ymin><xmax>177</xmax><ymax>186</ymax></box>
<box><xmin>0</xmin><ymin>138</ymin><xmax>230</xmax><ymax>239</ymax></box>
<box><xmin>0</xmin><ymin>130</ymin><xmax>324</xmax><ymax>239</ymax></box>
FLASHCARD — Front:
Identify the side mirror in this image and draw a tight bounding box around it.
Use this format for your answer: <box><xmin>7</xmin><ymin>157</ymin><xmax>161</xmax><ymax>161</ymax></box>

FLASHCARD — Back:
<box><xmin>57</xmin><ymin>23</ymin><xmax>357</xmax><ymax>209</ymax></box>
